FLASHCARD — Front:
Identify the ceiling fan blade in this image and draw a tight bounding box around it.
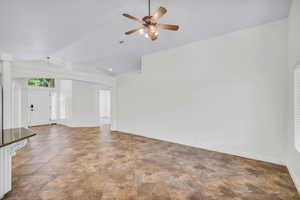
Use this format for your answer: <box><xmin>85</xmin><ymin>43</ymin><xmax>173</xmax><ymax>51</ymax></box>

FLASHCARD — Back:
<box><xmin>157</xmin><ymin>24</ymin><xmax>179</xmax><ymax>31</ymax></box>
<box><xmin>125</xmin><ymin>27</ymin><xmax>144</xmax><ymax>35</ymax></box>
<box><xmin>151</xmin><ymin>7</ymin><xmax>167</xmax><ymax>22</ymax></box>
<box><xmin>122</xmin><ymin>13</ymin><xmax>144</xmax><ymax>24</ymax></box>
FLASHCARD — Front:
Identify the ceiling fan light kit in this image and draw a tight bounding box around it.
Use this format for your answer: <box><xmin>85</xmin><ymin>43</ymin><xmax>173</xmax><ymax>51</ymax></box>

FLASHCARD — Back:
<box><xmin>122</xmin><ymin>0</ymin><xmax>179</xmax><ymax>41</ymax></box>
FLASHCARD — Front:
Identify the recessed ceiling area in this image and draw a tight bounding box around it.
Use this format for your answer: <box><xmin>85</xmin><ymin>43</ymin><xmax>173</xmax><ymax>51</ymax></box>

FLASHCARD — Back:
<box><xmin>0</xmin><ymin>0</ymin><xmax>291</xmax><ymax>75</ymax></box>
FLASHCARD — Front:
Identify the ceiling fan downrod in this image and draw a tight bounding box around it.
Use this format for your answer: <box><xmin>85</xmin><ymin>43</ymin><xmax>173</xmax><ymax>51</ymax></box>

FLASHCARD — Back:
<box><xmin>148</xmin><ymin>0</ymin><xmax>151</xmax><ymax>16</ymax></box>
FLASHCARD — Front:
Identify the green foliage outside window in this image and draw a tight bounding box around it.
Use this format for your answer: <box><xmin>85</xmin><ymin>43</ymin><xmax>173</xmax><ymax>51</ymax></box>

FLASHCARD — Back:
<box><xmin>28</xmin><ymin>78</ymin><xmax>55</xmax><ymax>88</ymax></box>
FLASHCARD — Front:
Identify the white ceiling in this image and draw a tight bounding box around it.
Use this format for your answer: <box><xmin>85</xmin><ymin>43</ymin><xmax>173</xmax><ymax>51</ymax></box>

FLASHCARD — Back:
<box><xmin>0</xmin><ymin>0</ymin><xmax>291</xmax><ymax>75</ymax></box>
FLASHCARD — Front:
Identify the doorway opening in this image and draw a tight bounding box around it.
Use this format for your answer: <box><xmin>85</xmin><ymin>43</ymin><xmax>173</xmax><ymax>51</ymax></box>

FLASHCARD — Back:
<box><xmin>99</xmin><ymin>90</ymin><xmax>111</xmax><ymax>125</ymax></box>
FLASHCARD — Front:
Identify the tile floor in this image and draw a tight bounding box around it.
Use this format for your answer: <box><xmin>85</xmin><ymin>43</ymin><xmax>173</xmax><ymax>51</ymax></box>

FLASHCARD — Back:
<box><xmin>3</xmin><ymin>125</ymin><xmax>300</xmax><ymax>200</ymax></box>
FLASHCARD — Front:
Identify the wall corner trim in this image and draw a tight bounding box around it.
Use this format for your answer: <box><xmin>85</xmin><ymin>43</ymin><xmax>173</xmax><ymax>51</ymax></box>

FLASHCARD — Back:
<box><xmin>287</xmin><ymin>165</ymin><xmax>300</xmax><ymax>193</ymax></box>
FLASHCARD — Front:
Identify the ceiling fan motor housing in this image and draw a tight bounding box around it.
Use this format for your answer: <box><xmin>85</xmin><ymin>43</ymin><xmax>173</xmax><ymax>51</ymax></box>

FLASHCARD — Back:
<box><xmin>122</xmin><ymin>4</ymin><xmax>179</xmax><ymax>40</ymax></box>
<box><xmin>143</xmin><ymin>16</ymin><xmax>153</xmax><ymax>24</ymax></box>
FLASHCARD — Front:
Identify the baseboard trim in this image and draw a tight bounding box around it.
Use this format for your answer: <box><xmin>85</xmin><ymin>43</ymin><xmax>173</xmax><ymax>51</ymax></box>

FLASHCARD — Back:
<box><xmin>116</xmin><ymin>129</ymin><xmax>285</xmax><ymax>165</ymax></box>
<box><xmin>287</xmin><ymin>165</ymin><xmax>300</xmax><ymax>193</ymax></box>
<box><xmin>58</xmin><ymin>122</ymin><xmax>100</xmax><ymax>128</ymax></box>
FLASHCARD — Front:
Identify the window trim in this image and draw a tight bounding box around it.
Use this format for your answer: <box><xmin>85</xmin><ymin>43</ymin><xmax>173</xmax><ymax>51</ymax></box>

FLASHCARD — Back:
<box><xmin>294</xmin><ymin>65</ymin><xmax>300</xmax><ymax>153</ymax></box>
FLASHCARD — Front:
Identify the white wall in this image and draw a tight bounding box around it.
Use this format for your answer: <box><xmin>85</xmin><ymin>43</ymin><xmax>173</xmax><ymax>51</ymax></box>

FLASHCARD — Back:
<box><xmin>71</xmin><ymin>81</ymin><xmax>99</xmax><ymax>127</ymax></box>
<box><xmin>12</xmin><ymin>60</ymin><xmax>115</xmax><ymax>88</ymax></box>
<box><xmin>59</xmin><ymin>80</ymin><xmax>73</xmax><ymax>126</ymax></box>
<box><xmin>12</xmin><ymin>79</ymin><xmax>28</xmax><ymax>128</ymax></box>
<box><xmin>287</xmin><ymin>0</ymin><xmax>300</xmax><ymax>191</ymax></box>
<box><xmin>117</xmin><ymin>20</ymin><xmax>288</xmax><ymax>165</ymax></box>
<box><xmin>58</xmin><ymin>80</ymin><xmax>103</xmax><ymax>127</ymax></box>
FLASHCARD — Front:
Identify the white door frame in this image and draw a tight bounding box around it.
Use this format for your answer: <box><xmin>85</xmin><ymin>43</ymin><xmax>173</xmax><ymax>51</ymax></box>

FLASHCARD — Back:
<box><xmin>27</xmin><ymin>86</ymin><xmax>58</xmax><ymax>127</ymax></box>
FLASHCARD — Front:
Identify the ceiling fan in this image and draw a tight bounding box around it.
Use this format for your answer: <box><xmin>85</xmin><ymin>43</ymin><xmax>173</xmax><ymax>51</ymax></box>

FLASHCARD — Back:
<box><xmin>122</xmin><ymin>0</ymin><xmax>179</xmax><ymax>41</ymax></box>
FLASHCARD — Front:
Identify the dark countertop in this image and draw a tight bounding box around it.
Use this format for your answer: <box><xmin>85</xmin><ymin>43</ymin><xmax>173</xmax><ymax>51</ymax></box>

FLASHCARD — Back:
<box><xmin>0</xmin><ymin>128</ymin><xmax>36</xmax><ymax>148</ymax></box>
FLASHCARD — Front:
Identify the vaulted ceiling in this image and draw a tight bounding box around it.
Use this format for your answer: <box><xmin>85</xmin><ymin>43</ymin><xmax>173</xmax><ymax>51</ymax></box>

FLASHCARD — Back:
<box><xmin>0</xmin><ymin>0</ymin><xmax>291</xmax><ymax>75</ymax></box>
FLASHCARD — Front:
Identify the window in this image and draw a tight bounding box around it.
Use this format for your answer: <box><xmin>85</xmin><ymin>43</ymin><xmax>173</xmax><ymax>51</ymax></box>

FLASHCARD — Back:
<box><xmin>28</xmin><ymin>78</ymin><xmax>55</xmax><ymax>88</ymax></box>
<box><xmin>294</xmin><ymin>67</ymin><xmax>300</xmax><ymax>153</ymax></box>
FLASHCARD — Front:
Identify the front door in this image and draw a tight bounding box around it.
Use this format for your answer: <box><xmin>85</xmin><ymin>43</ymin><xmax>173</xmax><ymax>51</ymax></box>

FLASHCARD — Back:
<box><xmin>28</xmin><ymin>90</ymin><xmax>50</xmax><ymax>126</ymax></box>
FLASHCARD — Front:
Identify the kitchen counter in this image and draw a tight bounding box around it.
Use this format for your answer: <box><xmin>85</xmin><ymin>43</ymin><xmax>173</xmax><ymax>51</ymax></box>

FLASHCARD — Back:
<box><xmin>0</xmin><ymin>128</ymin><xmax>36</xmax><ymax>148</ymax></box>
<box><xmin>0</xmin><ymin>128</ymin><xmax>36</xmax><ymax>199</ymax></box>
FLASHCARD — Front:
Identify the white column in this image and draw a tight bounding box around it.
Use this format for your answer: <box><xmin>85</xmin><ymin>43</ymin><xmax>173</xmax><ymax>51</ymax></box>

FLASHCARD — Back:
<box><xmin>111</xmin><ymin>84</ymin><xmax>117</xmax><ymax>131</ymax></box>
<box><xmin>0</xmin><ymin>53</ymin><xmax>14</xmax><ymax>199</ymax></box>
<box><xmin>1</xmin><ymin>53</ymin><xmax>13</xmax><ymax>129</ymax></box>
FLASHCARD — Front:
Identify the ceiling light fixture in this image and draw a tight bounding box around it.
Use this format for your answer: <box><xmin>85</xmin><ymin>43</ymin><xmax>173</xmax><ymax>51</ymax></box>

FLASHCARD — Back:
<box><xmin>122</xmin><ymin>0</ymin><xmax>179</xmax><ymax>41</ymax></box>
